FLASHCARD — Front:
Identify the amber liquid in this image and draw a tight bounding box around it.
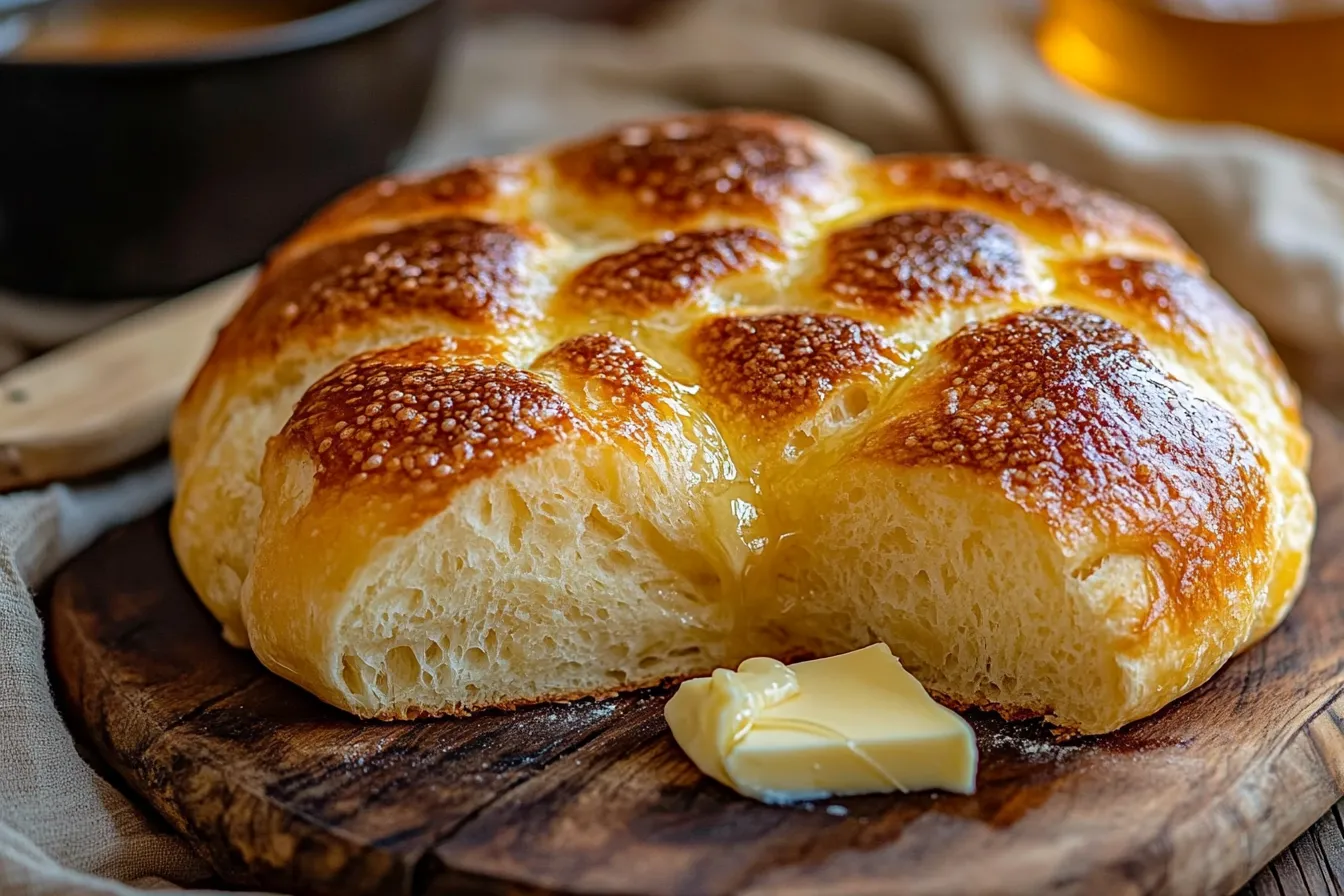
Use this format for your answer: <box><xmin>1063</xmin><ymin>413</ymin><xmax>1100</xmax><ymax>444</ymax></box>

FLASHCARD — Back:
<box><xmin>11</xmin><ymin>0</ymin><xmax>333</xmax><ymax>61</ymax></box>
<box><xmin>1038</xmin><ymin>0</ymin><xmax>1344</xmax><ymax>149</ymax></box>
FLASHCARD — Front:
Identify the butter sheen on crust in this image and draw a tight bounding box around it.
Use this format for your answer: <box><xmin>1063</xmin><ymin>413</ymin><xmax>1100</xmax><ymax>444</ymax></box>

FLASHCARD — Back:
<box><xmin>172</xmin><ymin>112</ymin><xmax>1313</xmax><ymax>734</ymax></box>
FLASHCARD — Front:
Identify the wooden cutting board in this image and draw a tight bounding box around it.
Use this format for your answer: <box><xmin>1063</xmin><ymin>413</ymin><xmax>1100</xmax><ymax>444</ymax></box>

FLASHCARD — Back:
<box><xmin>48</xmin><ymin>404</ymin><xmax>1344</xmax><ymax>896</ymax></box>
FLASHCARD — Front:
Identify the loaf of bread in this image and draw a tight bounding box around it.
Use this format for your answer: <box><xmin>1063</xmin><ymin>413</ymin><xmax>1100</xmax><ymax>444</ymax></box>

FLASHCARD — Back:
<box><xmin>171</xmin><ymin>112</ymin><xmax>1314</xmax><ymax>735</ymax></box>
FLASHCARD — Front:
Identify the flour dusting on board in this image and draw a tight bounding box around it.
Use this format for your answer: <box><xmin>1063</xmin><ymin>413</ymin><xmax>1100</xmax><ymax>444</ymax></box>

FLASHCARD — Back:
<box><xmin>545</xmin><ymin>699</ymin><xmax>618</xmax><ymax>723</ymax></box>
<box><xmin>979</xmin><ymin>728</ymin><xmax>1083</xmax><ymax>761</ymax></box>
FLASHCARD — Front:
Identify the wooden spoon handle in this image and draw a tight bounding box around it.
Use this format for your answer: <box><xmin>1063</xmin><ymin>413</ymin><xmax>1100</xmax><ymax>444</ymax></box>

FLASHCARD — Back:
<box><xmin>0</xmin><ymin>272</ymin><xmax>251</xmax><ymax>492</ymax></box>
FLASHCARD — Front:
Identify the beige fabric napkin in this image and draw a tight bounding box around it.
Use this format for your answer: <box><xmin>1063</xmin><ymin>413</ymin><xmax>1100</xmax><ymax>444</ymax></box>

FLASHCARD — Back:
<box><xmin>5</xmin><ymin>1</ymin><xmax>1344</xmax><ymax>892</ymax></box>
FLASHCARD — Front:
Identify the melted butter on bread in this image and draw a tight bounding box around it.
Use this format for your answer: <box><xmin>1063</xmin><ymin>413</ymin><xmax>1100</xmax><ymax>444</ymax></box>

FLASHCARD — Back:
<box><xmin>172</xmin><ymin>112</ymin><xmax>1313</xmax><ymax>735</ymax></box>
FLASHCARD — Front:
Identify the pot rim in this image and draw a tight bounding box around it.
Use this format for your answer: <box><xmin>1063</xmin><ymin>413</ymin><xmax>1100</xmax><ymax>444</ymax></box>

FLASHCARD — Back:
<box><xmin>0</xmin><ymin>0</ymin><xmax>444</xmax><ymax>70</ymax></box>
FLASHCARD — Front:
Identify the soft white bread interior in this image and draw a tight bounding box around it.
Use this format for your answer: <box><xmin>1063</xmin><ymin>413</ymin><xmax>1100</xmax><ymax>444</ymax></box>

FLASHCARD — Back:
<box><xmin>172</xmin><ymin>112</ymin><xmax>1314</xmax><ymax>734</ymax></box>
<box><xmin>246</xmin><ymin>335</ymin><xmax>743</xmax><ymax>715</ymax></box>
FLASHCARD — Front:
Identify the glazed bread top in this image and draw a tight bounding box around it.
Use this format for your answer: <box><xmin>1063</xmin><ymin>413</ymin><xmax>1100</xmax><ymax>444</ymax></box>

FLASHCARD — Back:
<box><xmin>170</xmin><ymin>111</ymin><xmax>1312</xmax><ymax>732</ymax></box>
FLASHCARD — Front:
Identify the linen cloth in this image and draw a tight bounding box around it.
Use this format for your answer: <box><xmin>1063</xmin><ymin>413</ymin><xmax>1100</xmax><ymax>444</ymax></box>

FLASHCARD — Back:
<box><xmin>4</xmin><ymin>2</ymin><xmax>1344</xmax><ymax>892</ymax></box>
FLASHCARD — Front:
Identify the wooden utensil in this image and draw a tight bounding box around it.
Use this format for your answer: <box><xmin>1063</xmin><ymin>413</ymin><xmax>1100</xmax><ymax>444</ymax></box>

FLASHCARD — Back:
<box><xmin>0</xmin><ymin>272</ymin><xmax>250</xmax><ymax>492</ymax></box>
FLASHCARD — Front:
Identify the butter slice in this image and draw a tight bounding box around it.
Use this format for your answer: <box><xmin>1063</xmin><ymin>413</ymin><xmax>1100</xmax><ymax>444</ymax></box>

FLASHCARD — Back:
<box><xmin>665</xmin><ymin>644</ymin><xmax>977</xmax><ymax>803</ymax></box>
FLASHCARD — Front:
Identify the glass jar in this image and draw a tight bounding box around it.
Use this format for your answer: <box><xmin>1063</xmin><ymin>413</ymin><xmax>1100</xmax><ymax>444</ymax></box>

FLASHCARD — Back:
<box><xmin>1038</xmin><ymin>0</ymin><xmax>1344</xmax><ymax>150</ymax></box>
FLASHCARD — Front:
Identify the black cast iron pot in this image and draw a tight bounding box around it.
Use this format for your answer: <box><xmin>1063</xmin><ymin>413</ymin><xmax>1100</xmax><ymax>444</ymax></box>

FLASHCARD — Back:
<box><xmin>0</xmin><ymin>0</ymin><xmax>453</xmax><ymax>299</ymax></box>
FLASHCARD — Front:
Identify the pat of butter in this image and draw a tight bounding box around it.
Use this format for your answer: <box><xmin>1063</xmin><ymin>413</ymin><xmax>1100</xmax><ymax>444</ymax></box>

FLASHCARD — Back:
<box><xmin>665</xmin><ymin>644</ymin><xmax>977</xmax><ymax>803</ymax></box>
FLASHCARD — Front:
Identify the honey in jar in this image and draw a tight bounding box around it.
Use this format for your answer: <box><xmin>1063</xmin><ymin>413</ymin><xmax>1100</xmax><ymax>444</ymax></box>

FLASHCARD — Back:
<box><xmin>1038</xmin><ymin>0</ymin><xmax>1344</xmax><ymax>149</ymax></box>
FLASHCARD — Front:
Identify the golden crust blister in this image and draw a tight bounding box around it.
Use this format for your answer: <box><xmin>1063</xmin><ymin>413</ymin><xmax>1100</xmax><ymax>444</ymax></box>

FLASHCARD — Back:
<box><xmin>173</xmin><ymin>111</ymin><xmax>1313</xmax><ymax>734</ymax></box>
<box><xmin>279</xmin><ymin>338</ymin><xmax>579</xmax><ymax>527</ymax></box>
<box><xmin>228</xmin><ymin>219</ymin><xmax>547</xmax><ymax>357</ymax></box>
<box><xmin>870</xmin><ymin>306</ymin><xmax>1273</xmax><ymax>632</ymax></box>
<box><xmin>549</xmin><ymin>111</ymin><xmax>854</xmax><ymax>232</ymax></box>
<box><xmin>869</xmin><ymin>155</ymin><xmax>1197</xmax><ymax>264</ymax></box>
<box><xmin>822</xmin><ymin>209</ymin><xmax>1038</xmax><ymax>316</ymax></box>
<box><xmin>691</xmin><ymin>312</ymin><xmax>900</xmax><ymax>428</ymax></box>
<box><xmin>278</xmin><ymin>157</ymin><xmax>538</xmax><ymax>262</ymax></box>
<box><xmin>563</xmin><ymin>228</ymin><xmax>784</xmax><ymax>315</ymax></box>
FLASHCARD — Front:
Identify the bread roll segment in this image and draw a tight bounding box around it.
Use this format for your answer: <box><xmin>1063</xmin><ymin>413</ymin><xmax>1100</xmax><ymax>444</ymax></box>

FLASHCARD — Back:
<box><xmin>771</xmin><ymin>306</ymin><xmax>1275</xmax><ymax>733</ymax></box>
<box><xmin>246</xmin><ymin>335</ymin><xmax>742</xmax><ymax>716</ymax></box>
<box><xmin>172</xmin><ymin>111</ymin><xmax>1313</xmax><ymax>733</ymax></box>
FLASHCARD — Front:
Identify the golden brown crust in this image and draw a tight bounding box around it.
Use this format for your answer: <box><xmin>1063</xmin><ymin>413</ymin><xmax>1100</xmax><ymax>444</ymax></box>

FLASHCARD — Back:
<box><xmin>1055</xmin><ymin>256</ymin><xmax>1299</xmax><ymax>409</ymax></box>
<box><xmin>823</xmin><ymin>209</ymin><xmax>1037</xmax><ymax>316</ymax></box>
<box><xmin>564</xmin><ymin>228</ymin><xmax>783</xmax><ymax>315</ymax></box>
<box><xmin>866</xmin><ymin>306</ymin><xmax>1273</xmax><ymax>631</ymax></box>
<box><xmin>691</xmin><ymin>312</ymin><xmax>901</xmax><ymax>429</ymax></box>
<box><xmin>534</xmin><ymin>333</ymin><xmax>664</xmax><ymax>405</ymax></box>
<box><xmin>1052</xmin><ymin>257</ymin><xmax>1305</xmax><ymax>475</ymax></box>
<box><xmin>1056</xmin><ymin>257</ymin><xmax>1249</xmax><ymax>349</ymax></box>
<box><xmin>531</xmin><ymin>333</ymin><xmax>724</xmax><ymax>466</ymax></box>
<box><xmin>551</xmin><ymin>111</ymin><xmax>851</xmax><ymax>229</ymax></box>
<box><xmin>280</xmin><ymin>338</ymin><xmax>580</xmax><ymax>523</ymax></box>
<box><xmin>282</xmin><ymin>158</ymin><xmax>537</xmax><ymax>260</ymax></box>
<box><xmin>173</xmin><ymin>112</ymin><xmax>1312</xmax><ymax>730</ymax></box>
<box><xmin>218</xmin><ymin>219</ymin><xmax>545</xmax><ymax>362</ymax></box>
<box><xmin>873</xmin><ymin>156</ymin><xmax>1193</xmax><ymax>261</ymax></box>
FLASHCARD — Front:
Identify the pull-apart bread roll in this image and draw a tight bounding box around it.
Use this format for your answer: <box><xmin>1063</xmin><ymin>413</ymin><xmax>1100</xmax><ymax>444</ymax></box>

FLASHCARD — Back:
<box><xmin>172</xmin><ymin>112</ymin><xmax>1313</xmax><ymax>735</ymax></box>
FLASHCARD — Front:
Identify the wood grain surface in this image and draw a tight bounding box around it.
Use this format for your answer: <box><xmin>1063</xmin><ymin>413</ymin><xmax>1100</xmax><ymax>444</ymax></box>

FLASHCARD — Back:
<box><xmin>47</xmin><ymin>403</ymin><xmax>1344</xmax><ymax>896</ymax></box>
<box><xmin>1247</xmin><ymin>804</ymin><xmax>1344</xmax><ymax>896</ymax></box>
